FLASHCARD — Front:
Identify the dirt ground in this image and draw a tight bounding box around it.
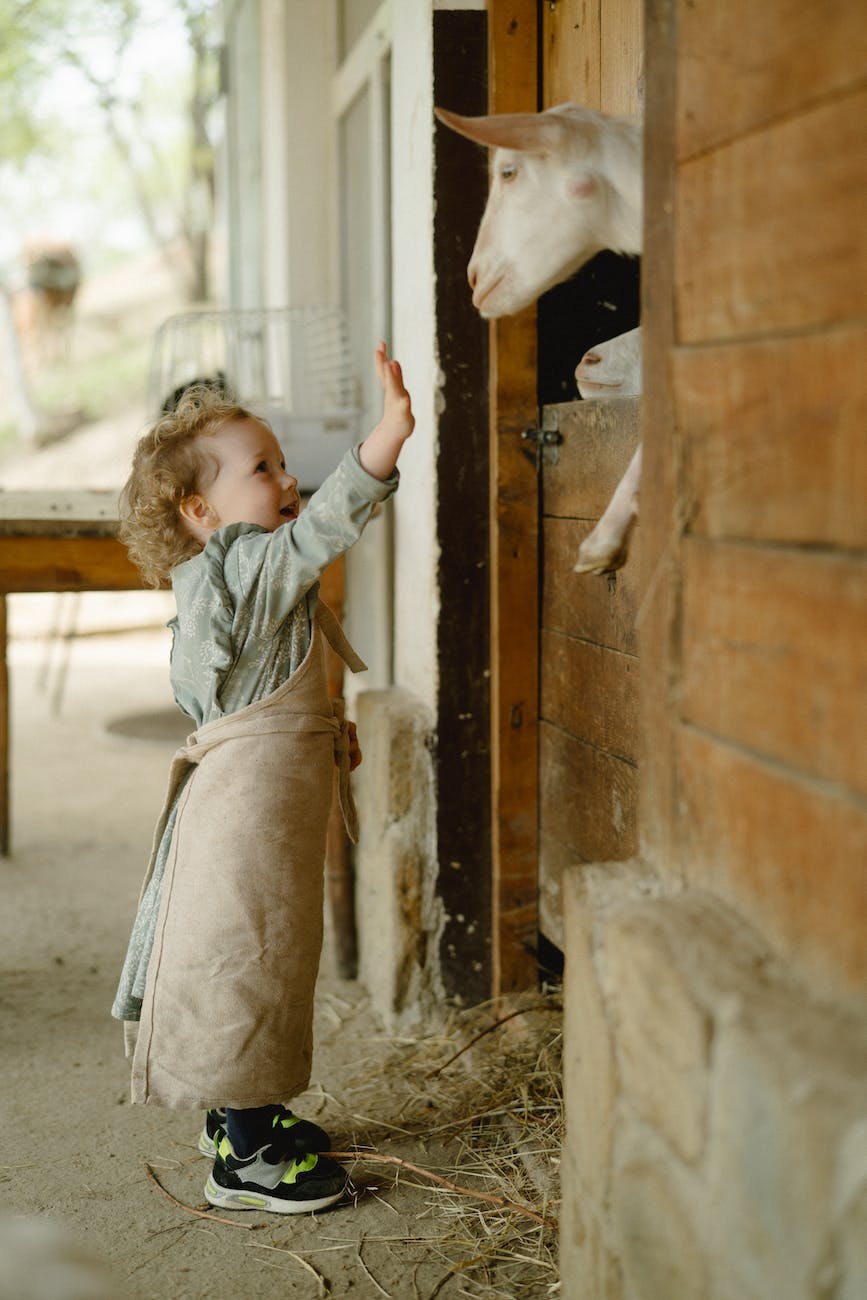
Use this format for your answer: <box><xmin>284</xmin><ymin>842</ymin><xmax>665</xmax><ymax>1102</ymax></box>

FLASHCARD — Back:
<box><xmin>0</xmin><ymin>592</ymin><xmax>561</xmax><ymax>1299</ymax></box>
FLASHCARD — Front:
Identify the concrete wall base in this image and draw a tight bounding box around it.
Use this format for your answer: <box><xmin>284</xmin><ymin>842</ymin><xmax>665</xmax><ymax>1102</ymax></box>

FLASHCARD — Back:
<box><xmin>353</xmin><ymin>688</ymin><xmax>446</xmax><ymax>1033</ymax></box>
<box><xmin>561</xmin><ymin>862</ymin><xmax>867</xmax><ymax>1300</ymax></box>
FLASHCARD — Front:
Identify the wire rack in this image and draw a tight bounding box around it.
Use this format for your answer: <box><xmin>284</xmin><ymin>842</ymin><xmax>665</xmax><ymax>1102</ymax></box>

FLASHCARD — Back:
<box><xmin>147</xmin><ymin>306</ymin><xmax>360</xmax><ymax>491</ymax></box>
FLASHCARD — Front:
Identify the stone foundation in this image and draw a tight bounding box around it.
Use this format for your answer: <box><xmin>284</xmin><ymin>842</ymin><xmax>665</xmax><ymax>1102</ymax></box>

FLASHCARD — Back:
<box><xmin>352</xmin><ymin>688</ymin><xmax>446</xmax><ymax>1031</ymax></box>
<box><xmin>561</xmin><ymin>862</ymin><xmax>867</xmax><ymax>1299</ymax></box>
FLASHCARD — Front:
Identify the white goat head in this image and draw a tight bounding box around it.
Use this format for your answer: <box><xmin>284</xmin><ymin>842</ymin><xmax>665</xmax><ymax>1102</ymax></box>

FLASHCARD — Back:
<box><xmin>575</xmin><ymin>326</ymin><xmax>642</xmax><ymax>398</ymax></box>
<box><xmin>435</xmin><ymin>103</ymin><xmax>642</xmax><ymax>318</ymax></box>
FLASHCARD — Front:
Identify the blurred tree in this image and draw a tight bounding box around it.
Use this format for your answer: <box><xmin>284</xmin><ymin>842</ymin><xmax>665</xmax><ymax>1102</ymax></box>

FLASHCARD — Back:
<box><xmin>0</xmin><ymin>0</ymin><xmax>220</xmax><ymax>301</ymax></box>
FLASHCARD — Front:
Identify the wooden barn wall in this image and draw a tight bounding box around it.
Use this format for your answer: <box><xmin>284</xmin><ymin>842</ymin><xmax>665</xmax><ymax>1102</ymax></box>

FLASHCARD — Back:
<box><xmin>645</xmin><ymin>0</ymin><xmax>867</xmax><ymax>990</ymax></box>
<box><xmin>537</xmin><ymin>0</ymin><xmax>644</xmax><ymax>948</ymax></box>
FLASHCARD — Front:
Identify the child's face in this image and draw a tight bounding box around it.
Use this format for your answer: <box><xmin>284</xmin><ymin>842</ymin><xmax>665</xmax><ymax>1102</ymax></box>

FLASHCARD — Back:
<box><xmin>192</xmin><ymin>418</ymin><xmax>300</xmax><ymax>536</ymax></box>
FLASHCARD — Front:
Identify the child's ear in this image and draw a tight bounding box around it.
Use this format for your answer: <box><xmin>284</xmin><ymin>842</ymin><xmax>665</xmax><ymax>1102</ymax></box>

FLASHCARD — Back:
<box><xmin>179</xmin><ymin>493</ymin><xmax>216</xmax><ymax>534</ymax></box>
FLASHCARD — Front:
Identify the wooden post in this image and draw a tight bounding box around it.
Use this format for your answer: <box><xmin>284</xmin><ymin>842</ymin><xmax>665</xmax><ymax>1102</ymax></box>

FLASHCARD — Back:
<box><xmin>319</xmin><ymin>555</ymin><xmax>357</xmax><ymax>978</ymax></box>
<box><xmin>638</xmin><ymin>0</ymin><xmax>680</xmax><ymax>868</ymax></box>
<box><xmin>0</xmin><ymin>596</ymin><xmax>8</xmax><ymax>856</ymax></box>
<box><xmin>488</xmin><ymin>0</ymin><xmax>540</xmax><ymax>994</ymax></box>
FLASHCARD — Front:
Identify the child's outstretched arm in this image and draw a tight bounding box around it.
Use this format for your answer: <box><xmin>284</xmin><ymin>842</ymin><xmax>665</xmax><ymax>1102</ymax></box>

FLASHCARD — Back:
<box><xmin>358</xmin><ymin>342</ymin><xmax>415</xmax><ymax>481</ymax></box>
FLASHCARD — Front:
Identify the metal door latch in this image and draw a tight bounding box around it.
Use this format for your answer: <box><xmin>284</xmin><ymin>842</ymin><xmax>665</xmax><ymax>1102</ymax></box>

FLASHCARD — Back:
<box><xmin>521</xmin><ymin>428</ymin><xmax>561</xmax><ymax>448</ymax></box>
<box><xmin>521</xmin><ymin>426</ymin><xmax>562</xmax><ymax>468</ymax></box>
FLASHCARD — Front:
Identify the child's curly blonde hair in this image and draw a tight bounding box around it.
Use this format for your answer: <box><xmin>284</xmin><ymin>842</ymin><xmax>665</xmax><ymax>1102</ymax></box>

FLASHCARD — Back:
<box><xmin>119</xmin><ymin>385</ymin><xmax>256</xmax><ymax>588</ymax></box>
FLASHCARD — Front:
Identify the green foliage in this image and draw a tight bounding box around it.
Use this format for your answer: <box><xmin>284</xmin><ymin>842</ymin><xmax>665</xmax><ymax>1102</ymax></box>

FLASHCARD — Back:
<box><xmin>0</xmin><ymin>0</ymin><xmax>60</xmax><ymax>161</ymax></box>
<box><xmin>1</xmin><ymin>0</ymin><xmax>221</xmax><ymax>297</ymax></box>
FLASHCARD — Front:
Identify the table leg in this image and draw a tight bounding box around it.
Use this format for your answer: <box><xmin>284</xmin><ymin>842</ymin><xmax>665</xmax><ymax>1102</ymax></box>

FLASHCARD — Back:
<box><xmin>0</xmin><ymin>595</ymin><xmax>8</xmax><ymax>855</ymax></box>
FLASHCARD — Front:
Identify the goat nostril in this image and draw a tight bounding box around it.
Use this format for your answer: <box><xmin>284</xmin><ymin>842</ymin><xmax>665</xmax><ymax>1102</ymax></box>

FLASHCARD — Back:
<box><xmin>467</xmin><ymin>264</ymin><xmax>477</xmax><ymax>290</ymax></box>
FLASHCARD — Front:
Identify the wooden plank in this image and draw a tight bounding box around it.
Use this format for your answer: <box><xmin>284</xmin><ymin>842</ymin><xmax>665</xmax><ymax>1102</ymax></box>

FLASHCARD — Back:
<box><xmin>539</xmin><ymin>719</ymin><xmax>638</xmax><ymax>864</ymax></box>
<box><xmin>543</xmin><ymin>516</ymin><xmax>640</xmax><ymax>654</ymax></box>
<box><xmin>543</xmin><ymin>398</ymin><xmax>641</xmax><ymax>519</ymax></box>
<box><xmin>489</xmin><ymin>0</ymin><xmax>540</xmax><ymax>994</ymax></box>
<box><xmin>677</xmin><ymin>725</ymin><xmax>867</xmax><ymax>988</ymax></box>
<box><xmin>638</xmin><ymin>0</ymin><xmax>679</xmax><ymax>865</ymax></box>
<box><xmin>544</xmin><ymin>0</ymin><xmax>601</xmax><ymax>109</ymax></box>
<box><xmin>600</xmin><ymin>0</ymin><xmax>644</xmax><ymax>118</ymax></box>
<box><xmin>682</xmin><ymin>539</ymin><xmax>867</xmax><ymax>796</ymax></box>
<box><xmin>676</xmin><ymin>88</ymin><xmax>867</xmax><ymax>344</ymax></box>
<box><xmin>678</xmin><ymin>0</ymin><xmax>867</xmax><ymax>159</ymax></box>
<box><xmin>675</xmin><ymin>324</ymin><xmax>867</xmax><ymax>548</ymax></box>
<box><xmin>541</xmin><ymin>627</ymin><xmax>639</xmax><ymax>762</ymax></box>
<box><xmin>0</xmin><ymin>538</ymin><xmax>143</xmax><ymax>593</ymax></box>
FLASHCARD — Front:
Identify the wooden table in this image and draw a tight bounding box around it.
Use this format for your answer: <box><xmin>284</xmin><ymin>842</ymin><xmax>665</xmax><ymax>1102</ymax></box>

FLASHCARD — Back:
<box><xmin>0</xmin><ymin>490</ymin><xmax>144</xmax><ymax>854</ymax></box>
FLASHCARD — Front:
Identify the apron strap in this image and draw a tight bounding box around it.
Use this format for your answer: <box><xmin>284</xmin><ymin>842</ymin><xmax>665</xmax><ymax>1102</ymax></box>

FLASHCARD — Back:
<box><xmin>316</xmin><ymin>601</ymin><xmax>367</xmax><ymax>674</ymax></box>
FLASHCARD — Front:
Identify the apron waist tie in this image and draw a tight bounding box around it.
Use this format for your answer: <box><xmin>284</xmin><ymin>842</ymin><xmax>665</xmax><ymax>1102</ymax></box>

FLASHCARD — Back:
<box><xmin>331</xmin><ymin>699</ymin><xmax>360</xmax><ymax>844</ymax></box>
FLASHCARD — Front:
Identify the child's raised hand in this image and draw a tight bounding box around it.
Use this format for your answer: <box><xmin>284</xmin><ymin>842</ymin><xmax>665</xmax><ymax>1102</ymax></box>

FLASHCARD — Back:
<box><xmin>375</xmin><ymin>341</ymin><xmax>414</xmax><ymax>438</ymax></box>
<box><xmin>359</xmin><ymin>342</ymin><xmax>415</xmax><ymax>480</ymax></box>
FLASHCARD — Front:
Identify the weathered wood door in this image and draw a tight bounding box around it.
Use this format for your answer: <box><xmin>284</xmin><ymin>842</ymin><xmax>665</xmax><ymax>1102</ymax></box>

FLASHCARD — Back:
<box><xmin>488</xmin><ymin>1</ymin><xmax>644</xmax><ymax>982</ymax></box>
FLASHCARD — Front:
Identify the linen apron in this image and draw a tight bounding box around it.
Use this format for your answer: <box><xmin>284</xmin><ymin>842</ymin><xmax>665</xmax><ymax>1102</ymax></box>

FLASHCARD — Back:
<box><xmin>130</xmin><ymin>603</ymin><xmax>364</xmax><ymax>1109</ymax></box>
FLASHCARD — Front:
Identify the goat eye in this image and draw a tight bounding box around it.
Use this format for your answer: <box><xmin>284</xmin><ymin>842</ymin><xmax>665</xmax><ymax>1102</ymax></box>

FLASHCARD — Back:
<box><xmin>500</xmin><ymin>163</ymin><xmax>517</xmax><ymax>182</ymax></box>
<box><xmin>256</xmin><ymin>461</ymin><xmax>267</xmax><ymax>473</ymax></box>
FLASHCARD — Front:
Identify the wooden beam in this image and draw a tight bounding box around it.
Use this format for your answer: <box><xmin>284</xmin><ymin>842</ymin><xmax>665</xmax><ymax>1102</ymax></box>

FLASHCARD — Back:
<box><xmin>488</xmin><ymin>0</ymin><xmax>540</xmax><ymax>994</ymax></box>
<box><xmin>432</xmin><ymin>8</ymin><xmax>492</xmax><ymax>1006</ymax></box>
<box><xmin>638</xmin><ymin>0</ymin><xmax>680</xmax><ymax>867</ymax></box>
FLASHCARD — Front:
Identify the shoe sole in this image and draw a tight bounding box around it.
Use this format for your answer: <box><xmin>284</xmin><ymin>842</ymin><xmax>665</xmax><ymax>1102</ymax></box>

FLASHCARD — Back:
<box><xmin>204</xmin><ymin>1174</ymin><xmax>345</xmax><ymax>1215</ymax></box>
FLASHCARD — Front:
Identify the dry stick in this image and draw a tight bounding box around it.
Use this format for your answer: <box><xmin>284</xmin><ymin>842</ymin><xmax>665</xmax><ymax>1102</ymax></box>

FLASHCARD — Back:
<box><xmin>143</xmin><ymin>1163</ymin><xmax>254</xmax><ymax>1231</ymax></box>
<box><xmin>427</xmin><ymin>1004</ymin><xmax>560</xmax><ymax>1078</ymax></box>
<box><xmin>327</xmin><ymin>1150</ymin><xmax>557</xmax><ymax>1230</ymax></box>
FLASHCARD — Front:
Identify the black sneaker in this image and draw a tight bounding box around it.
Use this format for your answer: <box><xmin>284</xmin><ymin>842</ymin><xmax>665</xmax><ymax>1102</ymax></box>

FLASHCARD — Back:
<box><xmin>204</xmin><ymin>1135</ymin><xmax>348</xmax><ymax>1214</ymax></box>
<box><xmin>270</xmin><ymin>1109</ymin><xmax>331</xmax><ymax>1155</ymax></box>
<box><xmin>197</xmin><ymin>1108</ymin><xmax>226</xmax><ymax>1156</ymax></box>
<box><xmin>198</xmin><ymin>1107</ymin><xmax>330</xmax><ymax>1158</ymax></box>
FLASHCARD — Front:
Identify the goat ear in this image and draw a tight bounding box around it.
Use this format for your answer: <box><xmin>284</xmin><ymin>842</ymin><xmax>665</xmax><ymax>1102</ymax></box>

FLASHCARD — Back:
<box><xmin>435</xmin><ymin>106</ymin><xmax>567</xmax><ymax>154</ymax></box>
<box><xmin>571</xmin><ymin>174</ymin><xmax>597</xmax><ymax>198</ymax></box>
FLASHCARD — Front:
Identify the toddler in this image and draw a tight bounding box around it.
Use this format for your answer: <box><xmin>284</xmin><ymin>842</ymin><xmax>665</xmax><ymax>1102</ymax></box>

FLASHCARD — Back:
<box><xmin>112</xmin><ymin>343</ymin><xmax>414</xmax><ymax>1213</ymax></box>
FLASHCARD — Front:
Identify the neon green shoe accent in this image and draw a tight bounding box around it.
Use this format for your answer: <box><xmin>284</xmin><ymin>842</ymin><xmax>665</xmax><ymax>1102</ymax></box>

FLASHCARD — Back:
<box><xmin>279</xmin><ymin>1153</ymin><xmax>318</xmax><ymax>1185</ymax></box>
<box><xmin>273</xmin><ymin>1112</ymin><xmax>301</xmax><ymax>1131</ymax></box>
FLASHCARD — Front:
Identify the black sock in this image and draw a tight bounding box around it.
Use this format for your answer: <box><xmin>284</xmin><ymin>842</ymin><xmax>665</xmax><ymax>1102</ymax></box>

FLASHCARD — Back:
<box><xmin>225</xmin><ymin>1104</ymin><xmax>282</xmax><ymax>1158</ymax></box>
